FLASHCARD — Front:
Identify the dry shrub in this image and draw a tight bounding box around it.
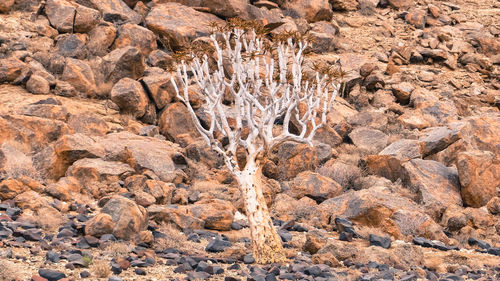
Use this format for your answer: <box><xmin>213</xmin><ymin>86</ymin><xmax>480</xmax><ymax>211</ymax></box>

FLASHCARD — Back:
<box><xmin>105</xmin><ymin>242</ymin><xmax>130</xmax><ymax>258</ymax></box>
<box><xmin>153</xmin><ymin>223</ymin><xmax>206</xmax><ymax>255</ymax></box>
<box><xmin>91</xmin><ymin>260</ymin><xmax>111</xmax><ymax>278</ymax></box>
<box><xmin>317</xmin><ymin>158</ymin><xmax>363</xmax><ymax>190</ymax></box>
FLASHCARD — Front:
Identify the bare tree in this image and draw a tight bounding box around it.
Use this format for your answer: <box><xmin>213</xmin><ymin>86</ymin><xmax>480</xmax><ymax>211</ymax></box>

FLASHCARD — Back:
<box><xmin>171</xmin><ymin>28</ymin><xmax>339</xmax><ymax>263</ymax></box>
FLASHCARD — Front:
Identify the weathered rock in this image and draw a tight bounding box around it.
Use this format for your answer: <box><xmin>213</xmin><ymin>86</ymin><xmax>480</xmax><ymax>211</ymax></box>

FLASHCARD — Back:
<box><xmin>318</xmin><ymin>187</ymin><xmax>448</xmax><ymax>241</ymax></box>
<box><xmin>45</xmin><ymin>0</ymin><xmax>77</xmax><ymax>33</ymax></box>
<box><xmin>96</xmin><ymin>132</ymin><xmax>183</xmax><ymax>182</ymax></box>
<box><xmin>391</xmin><ymin>82</ymin><xmax>414</xmax><ymax>105</ymax></box>
<box><xmin>113</xmin><ymin>24</ymin><xmax>157</xmax><ymax>57</ymax></box>
<box><xmin>110</xmin><ymin>78</ymin><xmax>149</xmax><ymax>118</ymax></box>
<box><xmin>486</xmin><ymin>197</ymin><xmax>500</xmax><ymax>215</ymax></box>
<box><xmin>0</xmin><ymin>57</ymin><xmax>26</xmax><ymax>83</ymax></box>
<box><xmin>309</xmin><ymin>21</ymin><xmax>339</xmax><ymax>53</ymax></box>
<box><xmin>402</xmin><ymin>159</ymin><xmax>461</xmax><ymax>219</ymax></box>
<box><xmin>387</xmin><ymin>0</ymin><xmax>413</xmax><ymax>10</ymax></box>
<box><xmin>273</xmin><ymin>142</ymin><xmax>319</xmax><ymax>181</ymax></box>
<box><xmin>67</xmin><ymin>113</ymin><xmax>109</xmax><ymax>136</ymax></box>
<box><xmin>418</xmin><ymin>123</ymin><xmax>463</xmax><ymax>157</ymax></box>
<box><xmin>38</xmin><ymin>269</ymin><xmax>66</xmax><ymax>281</ymax></box>
<box><xmin>199</xmin><ymin>0</ymin><xmax>251</xmax><ymax>19</ymax></box>
<box><xmin>74</xmin><ymin>4</ymin><xmax>101</xmax><ymax>33</ymax></box>
<box><xmin>85</xmin><ymin>213</ymin><xmax>115</xmax><ymax>237</ymax></box>
<box><xmin>146</xmin><ymin>3</ymin><xmax>223</xmax><ymax>50</ymax></box>
<box><xmin>102</xmin><ymin>47</ymin><xmax>145</xmax><ymax>84</ymax></box>
<box><xmin>140</xmin><ymin>73</ymin><xmax>178</xmax><ymax>110</ymax></box>
<box><xmin>147</xmin><ymin>204</ymin><xmax>205</xmax><ymax>229</ymax></box>
<box><xmin>190</xmin><ymin>199</ymin><xmax>236</xmax><ymax>231</ymax></box>
<box><xmin>158</xmin><ymin>102</ymin><xmax>199</xmax><ymax>143</ymax></box>
<box><xmin>0</xmin><ymin>143</ymin><xmax>38</xmax><ymax>180</ymax></box>
<box><xmin>290</xmin><ymin>171</ymin><xmax>342</xmax><ymax>203</ymax></box>
<box><xmin>284</xmin><ymin>0</ymin><xmax>332</xmax><ymax>22</ymax></box>
<box><xmin>26</xmin><ymin>74</ymin><xmax>50</xmax><ymax>94</ymax></box>
<box><xmin>349</xmin><ymin>127</ymin><xmax>389</xmax><ymax>153</ymax></box>
<box><xmin>45</xmin><ymin>176</ymin><xmax>83</xmax><ymax>201</ymax></box>
<box><xmin>66</xmin><ymin>158</ymin><xmax>134</xmax><ymax>198</ymax></box>
<box><xmin>87</xmin><ymin>0</ymin><xmax>141</xmax><ymax>24</ymax></box>
<box><xmin>365</xmin><ymin>155</ymin><xmax>403</xmax><ymax>182</ymax></box>
<box><xmin>23</xmin><ymin>103</ymin><xmax>68</xmax><ymax>121</ymax></box>
<box><xmin>0</xmin><ymin>0</ymin><xmax>14</xmax><ymax>13</ymax></box>
<box><xmin>56</xmin><ymin>34</ymin><xmax>87</xmax><ymax>59</ymax></box>
<box><xmin>405</xmin><ymin>8</ymin><xmax>426</xmax><ymax>29</ymax></box>
<box><xmin>87</xmin><ymin>23</ymin><xmax>117</xmax><ymax>57</ymax></box>
<box><xmin>0</xmin><ymin>179</ymin><xmax>28</xmax><ymax>200</ymax></box>
<box><xmin>380</xmin><ymin>139</ymin><xmax>422</xmax><ymax>161</ymax></box>
<box><xmin>61</xmin><ymin>58</ymin><xmax>96</xmax><ymax>97</ymax></box>
<box><xmin>98</xmin><ymin>196</ymin><xmax>147</xmax><ymax>240</ymax></box>
<box><xmin>457</xmin><ymin>150</ymin><xmax>500</xmax><ymax>208</ymax></box>
<box><xmin>330</xmin><ymin>0</ymin><xmax>358</xmax><ymax>11</ymax></box>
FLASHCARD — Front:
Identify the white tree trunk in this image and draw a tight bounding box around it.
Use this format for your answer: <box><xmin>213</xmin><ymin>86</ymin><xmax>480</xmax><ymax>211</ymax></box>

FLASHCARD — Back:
<box><xmin>237</xmin><ymin>159</ymin><xmax>286</xmax><ymax>264</ymax></box>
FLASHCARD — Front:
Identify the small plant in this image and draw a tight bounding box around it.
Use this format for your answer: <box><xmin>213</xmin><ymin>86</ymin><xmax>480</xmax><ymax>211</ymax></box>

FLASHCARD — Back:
<box><xmin>82</xmin><ymin>255</ymin><xmax>92</xmax><ymax>268</ymax></box>
<box><xmin>91</xmin><ymin>260</ymin><xmax>111</xmax><ymax>278</ymax></box>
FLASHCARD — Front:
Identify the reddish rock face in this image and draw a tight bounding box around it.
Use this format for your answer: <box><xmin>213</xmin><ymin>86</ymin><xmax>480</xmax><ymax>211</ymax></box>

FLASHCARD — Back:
<box><xmin>0</xmin><ymin>57</ymin><xmax>26</xmax><ymax>83</ymax></box>
<box><xmin>0</xmin><ymin>0</ymin><xmax>14</xmax><ymax>13</ymax></box>
<box><xmin>290</xmin><ymin>171</ymin><xmax>342</xmax><ymax>203</ymax></box>
<box><xmin>189</xmin><ymin>199</ymin><xmax>236</xmax><ymax>231</ymax></box>
<box><xmin>402</xmin><ymin>159</ymin><xmax>462</xmax><ymax>220</ymax></box>
<box><xmin>113</xmin><ymin>24</ymin><xmax>158</xmax><ymax>57</ymax></box>
<box><xmin>284</xmin><ymin>0</ymin><xmax>333</xmax><ymax>22</ymax></box>
<box><xmin>457</xmin><ymin>150</ymin><xmax>500</xmax><ymax>208</ymax></box>
<box><xmin>110</xmin><ymin>78</ymin><xmax>149</xmax><ymax>118</ymax></box>
<box><xmin>158</xmin><ymin>102</ymin><xmax>199</xmax><ymax>143</ymax></box>
<box><xmin>88</xmin><ymin>0</ymin><xmax>141</xmax><ymax>24</ymax></box>
<box><xmin>61</xmin><ymin>58</ymin><xmax>96</xmax><ymax>97</ymax></box>
<box><xmin>146</xmin><ymin>3</ymin><xmax>223</xmax><ymax>50</ymax></box>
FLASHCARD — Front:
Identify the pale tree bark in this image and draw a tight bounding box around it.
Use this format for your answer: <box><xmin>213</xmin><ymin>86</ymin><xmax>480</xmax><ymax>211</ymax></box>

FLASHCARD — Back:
<box><xmin>171</xmin><ymin>26</ymin><xmax>339</xmax><ymax>263</ymax></box>
<box><xmin>237</xmin><ymin>159</ymin><xmax>286</xmax><ymax>263</ymax></box>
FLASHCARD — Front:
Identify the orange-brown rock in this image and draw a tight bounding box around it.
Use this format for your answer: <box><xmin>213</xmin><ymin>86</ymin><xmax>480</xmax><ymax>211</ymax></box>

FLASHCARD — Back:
<box><xmin>67</xmin><ymin>113</ymin><xmax>109</xmax><ymax>136</ymax></box>
<box><xmin>402</xmin><ymin>159</ymin><xmax>461</xmax><ymax>220</ymax></box>
<box><xmin>99</xmin><ymin>195</ymin><xmax>148</xmax><ymax>240</ymax></box>
<box><xmin>45</xmin><ymin>176</ymin><xmax>84</xmax><ymax>202</ymax></box>
<box><xmin>45</xmin><ymin>0</ymin><xmax>77</xmax><ymax>33</ymax></box>
<box><xmin>23</xmin><ymin>103</ymin><xmax>69</xmax><ymax>122</ymax></box>
<box><xmin>26</xmin><ymin>75</ymin><xmax>50</xmax><ymax>95</ymax></box>
<box><xmin>113</xmin><ymin>24</ymin><xmax>157</xmax><ymax>57</ymax></box>
<box><xmin>366</xmin><ymin>155</ymin><xmax>403</xmax><ymax>182</ymax></box>
<box><xmin>290</xmin><ymin>171</ymin><xmax>342</xmax><ymax>203</ymax></box>
<box><xmin>330</xmin><ymin>0</ymin><xmax>358</xmax><ymax>11</ymax></box>
<box><xmin>146</xmin><ymin>3</ymin><xmax>223</xmax><ymax>50</ymax></box>
<box><xmin>284</xmin><ymin>0</ymin><xmax>332</xmax><ymax>22</ymax></box>
<box><xmin>158</xmin><ymin>102</ymin><xmax>199</xmax><ymax>143</ymax></box>
<box><xmin>85</xmin><ymin>213</ymin><xmax>115</xmax><ymax>237</ymax></box>
<box><xmin>0</xmin><ymin>178</ymin><xmax>28</xmax><ymax>200</ymax></box>
<box><xmin>74</xmin><ymin>4</ymin><xmax>100</xmax><ymax>33</ymax></box>
<box><xmin>349</xmin><ymin>127</ymin><xmax>389</xmax><ymax>153</ymax></box>
<box><xmin>272</xmin><ymin>142</ymin><xmax>319</xmax><ymax>181</ymax></box>
<box><xmin>102</xmin><ymin>47</ymin><xmax>145</xmax><ymax>84</ymax></box>
<box><xmin>140</xmin><ymin>73</ymin><xmax>178</xmax><ymax>110</ymax></box>
<box><xmin>88</xmin><ymin>0</ymin><xmax>141</xmax><ymax>24</ymax></box>
<box><xmin>190</xmin><ymin>199</ymin><xmax>236</xmax><ymax>231</ymax></box>
<box><xmin>110</xmin><ymin>78</ymin><xmax>149</xmax><ymax>118</ymax></box>
<box><xmin>457</xmin><ymin>150</ymin><xmax>500</xmax><ymax>207</ymax></box>
<box><xmin>61</xmin><ymin>58</ymin><xmax>96</xmax><ymax>97</ymax></box>
<box><xmin>0</xmin><ymin>0</ymin><xmax>14</xmax><ymax>13</ymax></box>
<box><xmin>0</xmin><ymin>57</ymin><xmax>26</xmax><ymax>83</ymax></box>
<box><xmin>147</xmin><ymin>204</ymin><xmax>205</xmax><ymax>230</ymax></box>
<box><xmin>87</xmin><ymin>23</ymin><xmax>117</xmax><ymax>57</ymax></box>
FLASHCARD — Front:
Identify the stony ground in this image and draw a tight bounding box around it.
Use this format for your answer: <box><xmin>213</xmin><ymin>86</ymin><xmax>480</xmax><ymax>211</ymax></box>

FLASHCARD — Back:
<box><xmin>0</xmin><ymin>0</ymin><xmax>499</xmax><ymax>280</ymax></box>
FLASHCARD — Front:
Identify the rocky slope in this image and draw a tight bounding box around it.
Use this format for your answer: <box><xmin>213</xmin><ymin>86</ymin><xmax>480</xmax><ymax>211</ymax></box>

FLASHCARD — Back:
<box><xmin>0</xmin><ymin>0</ymin><xmax>499</xmax><ymax>280</ymax></box>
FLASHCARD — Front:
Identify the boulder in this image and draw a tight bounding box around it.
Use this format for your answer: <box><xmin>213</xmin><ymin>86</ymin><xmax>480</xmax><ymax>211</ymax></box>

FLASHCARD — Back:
<box><xmin>379</xmin><ymin>139</ymin><xmax>422</xmax><ymax>161</ymax></box>
<box><xmin>113</xmin><ymin>24</ymin><xmax>157</xmax><ymax>57</ymax></box>
<box><xmin>146</xmin><ymin>3</ymin><xmax>223</xmax><ymax>50</ymax></box>
<box><xmin>45</xmin><ymin>176</ymin><xmax>84</xmax><ymax>201</ymax></box>
<box><xmin>99</xmin><ymin>196</ymin><xmax>148</xmax><ymax>240</ymax></box>
<box><xmin>309</xmin><ymin>21</ymin><xmax>340</xmax><ymax>53</ymax></box>
<box><xmin>199</xmin><ymin>0</ymin><xmax>251</xmax><ymax>19</ymax></box>
<box><xmin>96</xmin><ymin>132</ymin><xmax>184</xmax><ymax>182</ymax></box>
<box><xmin>67</xmin><ymin>113</ymin><xmax>109</xmax><ymax>136</ymax></box>
<box><xmin>0</xmin><ymin>179</ymin><xmax>28</xmax><ymax>200</ymax></box>
<box><xmin>102</xmin><ymin>47</ymin><xmax>145</xmax><ymax>84</ymax></box>
<box><xmin>0</xmin><ymin>0</ymin><xmax>14</xmax><ymax>13</ymax></box>
<box><xmin>189</xmin><ymin>199</ymin><xmax>236</xmax><ymax>231</ymax></box>
<box><xmin>348</xmin><ymin>127</ymin><xmax>389</xmax><ymax>153</ymax></box>
<box><xmin>365</xmin><ymin>155</ymin><xmax>403</xmax><ymax>182</ymax></box>
<box><xmin>418</xmin><ymin>123</ymin><xmax>463</xmax><ymax>157</ymax></box>
<box><xmin>66</xmin><ymin>158</ymin><xmax>134</xmax><ymax>198</ymax></box>
<box><xmin>0</xmin><ymin>57</ymin><xmax>26</xmax><ymax>83</ymax></box>
<box><xmin>273</xmin><ymin>142</ymin><xmax>319</xmax><ymax>181</ymax></box>
<box><xmin>330</xmin><ymin>0</ymin><xmax>358</xmax><ymax>11</ymax></box>
<box><xmin>387</xmin><ymin>0</ymin><xmax>413</xmax><ymax>10</ymax></box>
<box><xmin>26</xmin><ymin>74</ymin><xmax>50</xmax><ymax>95</ymax></box>
<box><xmin>87</xmin><ymin>23</ymin><xmax>117</xmax><ymax>57</ymax></box>
<box><xmin>23</xmin><ymin>102</ymin><xmax>69</xmax><ymax>121</ymax></box>
<box><xmin>318</xmin><ymin>187</ymin><xmax>448</xmax><ymax>241</ymax></box>
<box><xmin>56</xmin><ymin>34</ymin><xmax>87</xmax><ymax>59</ymax></box>
<box><xmin>45</xmin><ymin>0</ymin><xmax>77</xmax><ymax>33</ymax></box>
<box><xmin>457</xmin><ymin>150</ymin><xmax>500</xmax><ymax>208</ymax></box>
<box><xmin>0</xmin><ymin>143</ymin><xmax>38</xmax><ymax>180</ymax></box>
<box><xmin>391</xmin><ymin>82</ymin><xmax>414</xmax><ymax>105</ymax></box>
<box><xmin>158</xmin><ymin>102</ymin><xmax>199</xmax><ymax>143</ymax></box>
<box><xmin>283</xmin><ymin>0</ymin><xmax>333</xmax><ymax>22</ymax></box>
<box><xmin>74</xmin><ymin>4</ymin><xmax>101</xmax><ymax>33</ymax></box>
<box><xmin>140</xmin><ymin>72</ymin><xmax>178</xmax><ymax>110</ymax></box>
<box><xmin>110</xmin><ymin>78</ymin><xmax>149</xmax><ymax>117</ymax></box>
<box><xmin>87</xmin><ymin>0</ymin><xmax>141</xmax><ymax>24</ymax></box>
<box><xmin>0</xmin><ymin>115</ymin><xmax>71</xmax><ymax>153</ymax></box>
<box><xmin>61</xmin><ymin>58</ymin><xmax>96</xmax><ymax>97</ymax></box>
<box><xmin>272</xmin><ymin>193</ymin><xmax>319</xmax><ymax>224</ymax></box>
<box><xmin>85</xmin><ymin>213</ymin><xmax>115</xmax><ymax>237</ymax></box>
<box><xmin>402</xmin><ymin>159</ymin><xmax>461</xmax><ymax>220</ymax></box>
<box><xmin>147</xmin><ymin>204</ymin><xmax>205</xmax><ymax>229</ymax></box>
<box><xmin>290</xmin><ymin>171</ymin><xmax>342</xmax><ymax>203</ymax></box>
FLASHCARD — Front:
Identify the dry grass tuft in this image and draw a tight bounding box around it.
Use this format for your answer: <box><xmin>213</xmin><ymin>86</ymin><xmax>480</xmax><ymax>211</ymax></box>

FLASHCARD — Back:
<box><xmin>317</xmin><ymin>158</ymin><xmax>363</xmax><ymax>190</ymax></box>
<box><xmin>105</xmin><ymin>242</ymin><xmax>130</xmax><ymax>258</ymax></box>
<box><xmin>153</xmin><ymin>223</ymin><xmax>207</xmax><ymax>255</ymax></box>
<box><xmin>91</xmin><ymin>260</ymin><xmax>111</xmax><ymax>278</ymax></box>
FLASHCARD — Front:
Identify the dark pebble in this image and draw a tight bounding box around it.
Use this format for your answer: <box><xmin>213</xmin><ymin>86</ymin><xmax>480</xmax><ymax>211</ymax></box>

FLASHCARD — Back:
<box><xmin>369</xmin><ymin>234</ymin><xmax>391</xmax><ymax>249</ymax></box>
<box><xmin>38</xmin><ymin>268</ymin><xmax>66</xmax><ymax>281</ymax></box>
<box><xmin>205</xmin><ymin>238</ymin><xmax>231</xmax><ymax>253</ymax></box>
<box><xmin>134</xmin><ymin>268</ymin><xmax>146</xmax><ymax>275</ymax></box>
<box><xmin>80</xmin><ymin>270</ymin><xmax>91</xmax><ymax>278</ymax></box>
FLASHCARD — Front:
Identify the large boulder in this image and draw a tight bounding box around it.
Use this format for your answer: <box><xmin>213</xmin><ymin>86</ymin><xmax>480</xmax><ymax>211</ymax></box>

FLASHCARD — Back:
<box><xmin>87</xmin><ymin>0</ymin><xmax>141</xmax><ymax>24</ymax></box>
<box><xmin>0</xmin><ymin>0</ymin><xmax>14</xmax><ymax>13</ymax></box>
<box><xmin>0</xmin><ymin>57</ymin><xmax>26</xmax><ymax>83</ymax></box>
<box><xmin>61</xmin><ymin>58</ymin><xmax>96</xmax><ymax>97</ymax></box>
<box><xmin>0</xmin><ymin>178</ymin><xmax>28</xmax><ymax>200</ymax></box>
<box><xmin>283</xmin><ymin>0</ymin><xmax>333</xmax><ymax>22</ymax></box>
<box><xmin>140</xmin><ymin>72</ymin><xmax>178</xmax><ymax>110</ymax></box>
<box><xmin>101</xmin><ymin>47</ymin><xmax>145</xmax><ymax>84</ymax></box>
<box><xmin>146</xmin><ymin>3</ymin><xmax>223</xmax><ymax>50</ymax></box>
<box><xmin>45</xmin><ymin>0</ymin><xmax>77</xmax><ymax>33</ymax></box>
<box><xmin>97</xmin><ymin>196</ymin><xmax>147</xmax><ymax>240</ymax></box>
<box><xmin>147</xmin><ymin>204</ymin><xmax>205</xmax><ymax>230</ymax></box>
<box><xmin>348</xmin><ymin>127</ymin><xmax>389</xmax><ymax>153</ymax></box>
<box><xmin>158</xmin><ymin>102</ymin><xmax>199</xmax><ymax>143</ymax></box>
<box><xmin>457</xmin><ymin>150</ymin><xmax>500</xmax><ymax>208</ymax></box>
<box><xmin>66</xmin><ymin>158</ymin><xmax>134</xmax><ymax>198</ymax></box>
<box><xmin>189</xmin><ymin>199</ymin><xmax>236</xmax><ymax>231</ymax></box>
<box><xmin>87</xmin><ymin>23</ymin><xmax>117</xmax><ymax>57</ymax></box>
<box><xmin>317</xmin><ymin>187</ymin><xmax>448</xmax><ymax>241</ymax></box>
<box><xmin>96</xmin><ymin>132</ymin><xmax>185</xmax><ymax>182</ymax></box>
<box><xmin>110</xmin><ymin>78</ymin><xmax>149</xmax><ymax>118</ymax></box>
<box><xmin>290</xmin><ymin>171</ymin><xmax>342</xmax><ymax>203</ymax></box>
<box><xmin>113</xmin><ymin>24</ymin><xmax>157</xmax><ymax>57</ymax></box>
<box><xmin>402</xmin><ymin>159</ymin><xmax>462</xmax><ymax>220</ymax></box>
